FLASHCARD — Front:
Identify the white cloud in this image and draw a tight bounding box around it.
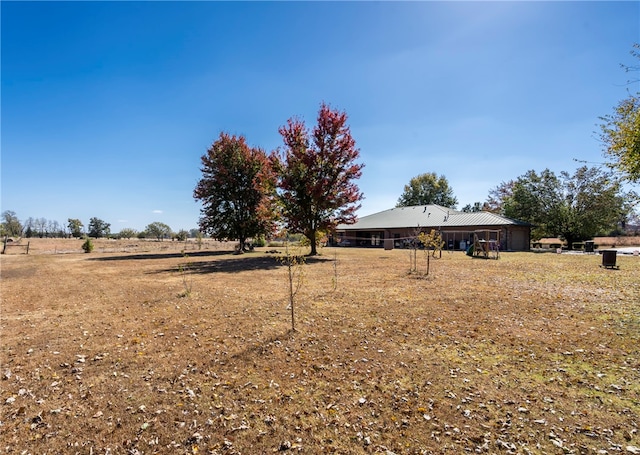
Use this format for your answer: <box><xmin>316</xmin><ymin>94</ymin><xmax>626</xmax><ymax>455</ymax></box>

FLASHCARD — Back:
<box><xmin>152</xmin><ymin>210</ymin><xmax>163</xmax><ymax>214</ymax></box>
<box><xmin>117</xmin><ymin>219</ymin><xmax>128</xmax><ymax>223</ymax></box>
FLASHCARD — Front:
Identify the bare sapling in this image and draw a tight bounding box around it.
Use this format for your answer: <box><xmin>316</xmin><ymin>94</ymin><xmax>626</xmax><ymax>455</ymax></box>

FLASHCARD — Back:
<box><xmin>280</xmin><ymin>238</ymin><xmax>305</xmax><ymax>332</ymax></box>
<box><xmin>178</xmin><ymin>251</ymin><xmax>193</xmax><ymax>297</ymax></box>
<box><xmin>408</xmin><ymin>227</ymin><xmax>421</xmax><ymax>273</ymax></box>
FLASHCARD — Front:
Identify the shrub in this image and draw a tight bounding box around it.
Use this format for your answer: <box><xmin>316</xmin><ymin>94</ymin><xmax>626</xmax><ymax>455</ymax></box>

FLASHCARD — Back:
<box><xmin>253</xmin><ymin>235</ymin><xmax>266</xmax><ymax>247</ymax></box>
<box><xmin>82</xmin><ymin>238</ymin><xmax>94</xmax><ymax>253</ymax></box>
<box><xmin>175</xmin><ymin>229</ymin><xmax>189</xmax><ymax>242</ymax></box>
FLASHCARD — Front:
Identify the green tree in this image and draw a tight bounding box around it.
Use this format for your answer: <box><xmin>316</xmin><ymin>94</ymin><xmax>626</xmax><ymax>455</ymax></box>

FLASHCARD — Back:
<box><xmin>194</xmin><ymin>132</ymin><xmax>276</xmax><ymax>252</ymax></box>
<box><xmin>88</xmin><ymin>217</ymin><xmax>110</xmax><ymax>238</ymax></box>
<box><xmin>145</xmin><ymin>222</ymin><xmax>172</xmax><ymax>241</ymax></box>
<box><xmin>175</xmin><ymin>229</ymin><xmax>189</xmax><ymax>241</ymax></box>
<box><xmin>462</xmin><ymin>202</ymin><xmax>484</xmax><ymax>213</ymax></box>
<box><xmin>275</xmin><ymin>102</ymin><xmax>364</xmax><ymax>256</ymax></box>
<box><xmin>67</xmin><ymin>218</ymin><xmax>84</xmax><ymax>238</ymax></box>
<box><xmin>1</xmin><ymin>211</ymin><xmax>23</xmax><ymax>237</ymax></box>
<box><xmin>82</xmin><ymin>238</ymin><xmax>94</xmax><ymax>253</ymax></box>
<box><xmin>397</xmin><ymin>172</ymin><xmax>458</xmax><ymax>208</ymax></box>
<box><xmin>599</xmin><ymin>43</ymin><xmax>640</xmax><ymax>183</ymax></box>
<box><xmin>503</xmin><ymin>167</ymin><xmax>634</xmax><ymax>247</ymax></box>
<box><xmin>118</xmin><ymin>228</ymin><xmax>138</xmax><ymax>239</ymax></box>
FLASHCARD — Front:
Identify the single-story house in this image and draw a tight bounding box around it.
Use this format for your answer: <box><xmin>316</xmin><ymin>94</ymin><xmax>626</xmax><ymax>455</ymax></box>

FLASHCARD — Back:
<box><xmin>335</xmin><ymin>204</ymin><xmax>532</xmax><ymax>252</ymax></box>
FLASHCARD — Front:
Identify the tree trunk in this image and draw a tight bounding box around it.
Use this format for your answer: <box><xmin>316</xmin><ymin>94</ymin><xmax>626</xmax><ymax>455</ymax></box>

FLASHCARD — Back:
<box><xmin>308</xmin><ymin>229</ymin><xmax>318</xmax><ymax>256</ymax></box>
<box><xmin>238</xmin><ymin>236</ymin><xmax>246</xmax><ymax>254</ymax></box>
<box><xmin>564</xmin><ymin>234</ymin><xmax>574</xmax><ymax>250</ymax></box>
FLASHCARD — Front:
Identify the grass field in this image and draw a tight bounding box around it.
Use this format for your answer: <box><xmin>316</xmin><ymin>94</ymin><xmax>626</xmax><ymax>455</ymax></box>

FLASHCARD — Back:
<box><xmin>1</xmin><ymin>239</ymin><xmax>639</xmax><ymax>454</ymax></box>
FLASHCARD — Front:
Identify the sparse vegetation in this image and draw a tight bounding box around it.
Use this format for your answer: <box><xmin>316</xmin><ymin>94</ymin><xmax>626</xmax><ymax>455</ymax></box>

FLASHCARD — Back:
<box><xmin>117</xmin><ymin>228</ymin><xmax>138</xmax><ymax>240</ymax></box>
<box><xmin>2</xmin><ymin>240</ymin><xmax>639</xmax><ymax>454</ymax></box>
<box><xmin>177</xmin><ymin>251</ymin><xmax>193</xmax><ymax>298</ymax></box>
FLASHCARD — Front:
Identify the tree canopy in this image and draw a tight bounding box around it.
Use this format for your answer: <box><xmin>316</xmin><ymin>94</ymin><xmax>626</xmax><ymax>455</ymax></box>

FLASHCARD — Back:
<box><xmin>88</xmin><ymin>217</ymin><xmax>110</xmax><ymax>238</ymax></box>
<box><xmin>484</xmin><ymin>180</ymin><xmax>515</xmax><ymax>214</ymax></box>
<box><xmin>396</xmin><ymin>172</ymin><xmax>458</xmax><ymax>208</ymax></box>
<box><xmin>117</xmin><ymin>228</ymin><xmax>138</xmax><ymax>240</ymax></box>
<box><xmin>194</xmin><ymin>132</ymin><xmax>276</xmax><ymax>252</ymax></box>
<box><xmin>274</xmin><ymin>103</ymin><xmax>364</xmax><ymax>255</ymax></box>
<box><xmin>600</xmin><ymin>43</ymin><xmax>640</xmax><ymax>183</ymax></box>
<box><xmin>502</xmin><ymin>166</ymin><xmax>634</xmax><ymax>247</ymax></box>
<box><xmin>145</xmin><ymin>222</ymin><xmax>172</xmax><ymax>241</ymax></box>
<box><xmin>1</xmin><ymin>211</ymin><xmax>23</xmax><ymax>237</ymax></box>
<box><xmin>67</xmin><ymin>219</ymin><xmax>84</xmax><ymax>238</ymax></box>
<box><xmin>461</xmin><ymin>202</ymin><xmax>485</xmax><ymax>213</ymax></box>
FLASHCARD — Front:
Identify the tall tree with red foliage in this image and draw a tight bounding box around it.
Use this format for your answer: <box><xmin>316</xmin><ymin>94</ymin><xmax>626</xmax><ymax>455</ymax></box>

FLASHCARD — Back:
<box><xmin>275</xmin><ymin>103</ymin><xmax>364</xmax><ymax>255</ymax></box>
<box><xmin>194</xmin><ymin>133</ymin><xmax>276</xmax><ymax>252</ymax></box>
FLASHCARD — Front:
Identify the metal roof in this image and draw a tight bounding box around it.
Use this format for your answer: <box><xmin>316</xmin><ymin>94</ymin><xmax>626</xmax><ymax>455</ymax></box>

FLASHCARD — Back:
<box><xmin>336</xmin><ymin>205</ymin><xmax>530</xmax><ymax>230</ymax></box>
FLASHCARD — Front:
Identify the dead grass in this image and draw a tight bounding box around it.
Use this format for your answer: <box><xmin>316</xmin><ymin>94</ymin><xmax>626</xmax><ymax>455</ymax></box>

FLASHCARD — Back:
<box><xmin>1</xmin><ymin>241</ymin><xmax>639</xmax><ymax>454</ymax></box>
<box><xmin>1</xmin><ymin>238</ymin><xmax>225</xmax><ymax>256</ymax></box>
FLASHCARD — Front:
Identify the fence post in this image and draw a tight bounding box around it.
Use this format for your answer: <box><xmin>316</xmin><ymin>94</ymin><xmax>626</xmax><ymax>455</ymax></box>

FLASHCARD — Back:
<box><xmin>26</xmin><ymin>242</ymin><xmax>30</xmax><ymax>255</ymax></box>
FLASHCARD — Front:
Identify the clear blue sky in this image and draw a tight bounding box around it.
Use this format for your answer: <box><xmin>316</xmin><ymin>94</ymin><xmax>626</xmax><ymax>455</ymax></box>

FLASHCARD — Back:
<box><xmin>2</xmin><ymin>1</ymin><xmax>638</xmax><ymax>233</ymax></box>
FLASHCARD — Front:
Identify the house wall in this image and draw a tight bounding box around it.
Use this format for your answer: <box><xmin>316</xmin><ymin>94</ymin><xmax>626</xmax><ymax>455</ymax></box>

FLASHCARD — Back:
<box><xmin>336</xmin><ymin>225</ymin><xmax>531</xmax><ymax>251</ymax></box>
<box><xmin>507</xmin><ymin>226</ymin><xmax>530</xmax><ymax>251</ymax></box>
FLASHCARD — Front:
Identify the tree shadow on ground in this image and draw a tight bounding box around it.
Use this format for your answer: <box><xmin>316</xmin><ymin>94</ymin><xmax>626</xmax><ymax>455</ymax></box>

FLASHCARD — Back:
<box><xmin>87</xmin><ymin>250</ymin><xmax>234</xmax><ymax>262</ymax></box>
<box><xmin>228</xmin><ymin>330</ymin><xmax>295</xmax><ymax>363</ymax></box>
<box><xmin>152</xmin><ymin>253</ymin><xmax>332</xmax><ymax>275</ymax></box>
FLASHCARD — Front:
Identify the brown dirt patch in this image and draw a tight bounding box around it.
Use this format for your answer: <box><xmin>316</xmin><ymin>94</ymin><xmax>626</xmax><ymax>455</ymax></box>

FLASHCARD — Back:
<box><xmin>1</xmin><ymin>244</ymin><xmax>638</xmax><ymax>454</ymax></box>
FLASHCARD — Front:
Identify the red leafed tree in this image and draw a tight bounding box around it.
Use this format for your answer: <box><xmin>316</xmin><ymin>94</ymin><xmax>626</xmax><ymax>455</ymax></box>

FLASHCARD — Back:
<box><xmin>275</xmin><ymin>103</ymin><xmax>364</xmax><ymax>255</ymax></box>
<box><xmin>194</xmin><ymin>133</ymin><xmax>276</xmax><ymax>252</ymax></box>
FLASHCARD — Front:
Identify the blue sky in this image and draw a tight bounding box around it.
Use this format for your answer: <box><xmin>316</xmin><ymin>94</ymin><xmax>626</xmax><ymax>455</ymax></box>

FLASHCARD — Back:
<box><xmin>2</xmin><ymin>1</ymin><xmax>638</xmax><ymax>233</ymax></box>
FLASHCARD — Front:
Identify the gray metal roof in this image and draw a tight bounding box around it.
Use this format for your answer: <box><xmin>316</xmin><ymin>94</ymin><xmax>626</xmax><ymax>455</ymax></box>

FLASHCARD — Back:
<box><xmin>337</xmin><ymin>205</ymin><xmax>529</xmax><ymax>230</ymax></box>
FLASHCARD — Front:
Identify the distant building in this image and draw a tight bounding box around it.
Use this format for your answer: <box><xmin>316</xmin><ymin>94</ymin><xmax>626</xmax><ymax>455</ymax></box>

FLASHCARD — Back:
<box><xmin>335</xmin><ymin>204</ymin><xmax>531</xmax><ymax>252</ymax></box>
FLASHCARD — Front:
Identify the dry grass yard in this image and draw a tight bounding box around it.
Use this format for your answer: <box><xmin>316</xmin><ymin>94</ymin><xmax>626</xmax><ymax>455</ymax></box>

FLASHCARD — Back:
<box><xmin>1</xmin><ymin>239</ymin><xmax>639</xmax><ymax>454</ymax></box>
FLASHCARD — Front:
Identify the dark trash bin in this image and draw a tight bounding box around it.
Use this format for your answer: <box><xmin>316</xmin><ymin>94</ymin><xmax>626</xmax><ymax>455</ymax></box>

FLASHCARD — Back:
<box><xmin>601</xmin><ymin>250</ymin><xmax>618</xmax><ymax>269</ymax></box>
<box><xmin>584</xmin><ymin>241</ymin><xmax>594</xmax><ymax>253</ymax></box>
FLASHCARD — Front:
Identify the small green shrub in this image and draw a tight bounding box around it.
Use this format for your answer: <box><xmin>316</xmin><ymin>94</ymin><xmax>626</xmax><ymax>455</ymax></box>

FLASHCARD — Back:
<box><xmin>82</xmin><ymin>238</ymin><xmax>94</xmax><ymax>253</ymax></box>
<box><xmin>253</xmin><ymin>235</ymin><xmax>266</xmax><ymax>247</ymax></box>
